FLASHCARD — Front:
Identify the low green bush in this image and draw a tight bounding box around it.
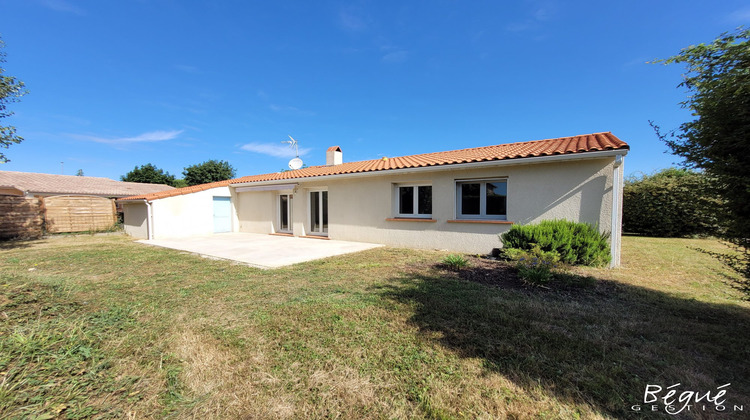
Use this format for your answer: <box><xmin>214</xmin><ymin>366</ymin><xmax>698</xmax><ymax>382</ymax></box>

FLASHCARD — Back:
<box><xmin>502</xmin><ymin>246</ymin><xmax>559</xmax><ymax>264</ymax></box>
<box><xmin>504</xmin><ymin>245</ymin><xmax>597</xmax><ymax>288</ymax></box>
<box><xmin>516</xmin><ymin>257</ymin><xmax>555</xmax><ymax>285</ymax></box>
<box><xmin>442</xmin><ymin>254</ymin><xmax>469</xmax><ymax>270</ymax></box>
<box><xmin>500</xmin><ymin>219</ymin><xmax>610</xmax><ymax>266</ymax></box>
<box><xmin>504</xmin><ymin>245</ymin><xmax>557</xmax><ymax>285</ymax></box>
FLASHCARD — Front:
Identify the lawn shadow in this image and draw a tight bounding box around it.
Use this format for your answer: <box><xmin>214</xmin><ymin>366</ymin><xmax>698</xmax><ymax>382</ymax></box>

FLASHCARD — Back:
<box><xmin>689</xmin><ymin>244</ymin><xmax>750</xmax><ymax>300</ymax></box>
<box><xmin>0</xmin><ymin>239</ymin><xmax>35</xmax><ymax>250</ymax></box>
<box><xmin>376</xmin><ymin>263</ymin><xmax>750</xmax><ymax>418</ymax></box>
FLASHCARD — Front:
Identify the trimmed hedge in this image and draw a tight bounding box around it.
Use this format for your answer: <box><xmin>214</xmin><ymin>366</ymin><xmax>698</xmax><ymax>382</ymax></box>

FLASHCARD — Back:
<box><xmin>500</xmin><ymin>219</ymin><xmax>610</xmax><ymax>266</ymax></box>
<box><xmin>623</xmin><ymin>168</ymin><xmax>720</xmax><ymax>237</ymax></box>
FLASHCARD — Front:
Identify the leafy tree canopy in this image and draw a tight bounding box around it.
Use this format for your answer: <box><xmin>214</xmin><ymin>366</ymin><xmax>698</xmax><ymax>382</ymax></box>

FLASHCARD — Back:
<box><xmin>652</xmin><ymin>28</ymin><xmax>750</xmax><ymax>242</ymax></box>
<box><xmin>172</xmin><ymin>178</ymin><xmax>188</xmax><ymax>188</ymax></box>
<box><xmin>0</xmin><ymin>36</ymin><xmax>28</xmax><ymax>163</ymax></box>
<box><xmin>182</xmin><ymin>159</ymin><xmax>236</xmax><ymax>186</ymax></box>
<box><xmin>652</xmin><ymin>28</ymin><xmax>750</xmax><ymax>296</ymax></box>
<box><xmin>121</xmin><ymin>164</ymin><xmax>177</xmax><ymax>186</ymax></box>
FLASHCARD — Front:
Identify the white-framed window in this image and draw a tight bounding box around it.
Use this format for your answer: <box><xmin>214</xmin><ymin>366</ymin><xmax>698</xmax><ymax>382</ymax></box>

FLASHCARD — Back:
<box><xmin>395</xmin><ymin>184</ymin><xmax>432</xmax><ymax>218</ymax></box>
<box><xmin>455</xmin><ymin>179</ymin><xmax>507</xmax><ymax>219</ymax></box>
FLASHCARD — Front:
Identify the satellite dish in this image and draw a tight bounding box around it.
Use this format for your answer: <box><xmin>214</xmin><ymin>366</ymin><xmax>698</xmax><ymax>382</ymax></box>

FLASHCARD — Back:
<box><xmin>283</xmin><ymin>135</ymin><xmax>303</xmax><ymax>169</ymax></box>
<box><xmin>288</xmin><ymin>157</ymin><xmax>304</xmax><ymax>170</ymax></box>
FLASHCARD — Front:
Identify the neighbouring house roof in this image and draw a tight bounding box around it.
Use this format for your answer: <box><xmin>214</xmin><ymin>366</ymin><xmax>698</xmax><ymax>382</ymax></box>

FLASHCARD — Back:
<box><xmin>0</xmin><ymin>171</ymin><xmax>175</xmax><ymax>197</ymax></box>
<box><xmin>120</xmin><ymin>132</ymin><xmax>628</xmax><ymax>202</ymax></box>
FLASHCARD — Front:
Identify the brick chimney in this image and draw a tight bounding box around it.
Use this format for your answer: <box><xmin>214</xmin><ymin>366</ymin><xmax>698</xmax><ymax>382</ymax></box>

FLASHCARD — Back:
<box><xmin>326</xmin><ymin>146</ymin><xmax>342</xmax><ymax>166</ymax></box>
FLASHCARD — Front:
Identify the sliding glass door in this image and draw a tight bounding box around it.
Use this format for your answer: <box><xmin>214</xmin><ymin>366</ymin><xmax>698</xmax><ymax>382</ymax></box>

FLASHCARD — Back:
<box><xmin>278</xmin><ymin>194</ymin><xmax>292</xmax><ymax>233</ymax></box>
<box><xmin>309</xmin><ymin>191</ymin><xmax>328</xmax><ymax>236</ymax></box>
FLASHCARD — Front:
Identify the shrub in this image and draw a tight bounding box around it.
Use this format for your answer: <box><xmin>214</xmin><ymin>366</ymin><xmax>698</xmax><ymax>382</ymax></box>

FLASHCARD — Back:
<box><xmin>511</xmin><ymin>247</ymin><xmax>558</xmax><ymax>285</ymax></box>
<box><xmin>623</xmin><ymin>168</ymin><xmax>721</xmax><ymax>237</ymax></box>
<box><xmin>502</xmin><ymin>245</ymin><xmax>560</xmax><ymax>264</ymax></box>
<box><xmin>516</xmin><ymin>258</ymin><xmax>554</xmax><ymax>285</ymax></box>
<box><xmin>500</xmin><ymin>219</ymin><xmax>610</xmax><ymax>266</ymax></box>
<box><xmin>442</xmin><ymin>254</ymin><xmax>469</xmax><ymax>270</ymax></box>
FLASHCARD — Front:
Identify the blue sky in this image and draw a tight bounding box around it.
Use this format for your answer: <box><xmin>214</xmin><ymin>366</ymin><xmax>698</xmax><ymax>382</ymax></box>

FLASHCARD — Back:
<box><xmin>1</xmin><ymin>0</ymin><xmax>748</xmax><ymax>180</ymax></box>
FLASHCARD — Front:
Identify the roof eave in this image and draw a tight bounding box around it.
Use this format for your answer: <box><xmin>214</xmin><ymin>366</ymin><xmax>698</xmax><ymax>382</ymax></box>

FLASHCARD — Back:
<box><xmin>231</xmin><ymin>148</ymin><xmax>628</xmax><ymax>188</ymax></box>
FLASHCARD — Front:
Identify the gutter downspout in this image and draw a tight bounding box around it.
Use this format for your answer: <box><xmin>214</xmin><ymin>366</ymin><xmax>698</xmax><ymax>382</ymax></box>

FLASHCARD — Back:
<box><xmin>145</xmin><ymin>200</ymin><xmax>154</xmax><ymax>240</ymax></box>
<box><xmin>610</xmin><ymin>155</ymin><xmax>624</xmax><ymax>268</ymax></box>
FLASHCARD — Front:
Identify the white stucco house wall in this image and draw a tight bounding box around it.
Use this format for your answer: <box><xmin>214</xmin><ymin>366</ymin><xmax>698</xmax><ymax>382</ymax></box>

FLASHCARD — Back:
<box><xmin>119</xmin><ymin>132</ymin><xmax>628</xmax><ymax>266</ymax></box>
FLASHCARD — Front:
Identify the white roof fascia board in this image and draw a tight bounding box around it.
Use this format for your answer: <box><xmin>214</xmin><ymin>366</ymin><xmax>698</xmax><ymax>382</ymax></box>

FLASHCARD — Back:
<box><xmin>235</xmin><ymin>183</ymin><xmax>299</xmax><ymax>193</ymax></box>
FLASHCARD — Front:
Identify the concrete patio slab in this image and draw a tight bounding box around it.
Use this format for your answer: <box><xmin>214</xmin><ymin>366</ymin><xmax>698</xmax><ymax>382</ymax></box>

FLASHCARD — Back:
<box><xmin>137</xmin><ymin>233</ymin><xmax>383</xmax><ymax>269</ymax></box>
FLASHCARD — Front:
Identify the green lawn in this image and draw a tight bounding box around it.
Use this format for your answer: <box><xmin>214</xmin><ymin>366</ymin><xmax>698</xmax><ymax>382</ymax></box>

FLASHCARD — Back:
<box><xmin>1</xmin><ymin>234</ymin><xmax>748</xmax><ymax>419</ymax></box>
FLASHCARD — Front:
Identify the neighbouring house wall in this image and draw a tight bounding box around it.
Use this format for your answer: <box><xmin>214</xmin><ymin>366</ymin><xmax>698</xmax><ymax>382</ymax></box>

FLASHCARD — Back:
<box><xmin>235</xmin><ymin>157</ymin><xmax>619</xmax><ymax>255</ymax></box>
<box><xmin>122</xmin><ymin>202</ymin><xmax>148</xmax><ymax>239</ymax></box>
<box><xmin>0</xmin><ymin>187</ymin><xmax>23</xmax><ymax>196</ymax></box>
<box><xmin>149</xmin><ymin>186</ymin><xmax>236</xmax><ymax>238</ymax></box>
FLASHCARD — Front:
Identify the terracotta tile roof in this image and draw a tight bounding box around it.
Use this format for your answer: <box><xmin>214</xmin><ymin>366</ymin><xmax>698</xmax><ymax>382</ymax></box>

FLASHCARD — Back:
<box><xmin>120</xmin><ymin>132</ymin><xmax>627</xmax><ymax>202</ymax></box>
<box><xmin>327</xmin><ymin>146</ymin><xmax>342</xmax><ymax>152</ymax></box>
<box><xmin>119</xmin><ymin>179</ymin><xmax>236</xmax><ymax>202</ymax></box>
<box><xmin>0</xmin><ymin>171</ymin><xmax>175</xmax><ymax>197</ymax></box>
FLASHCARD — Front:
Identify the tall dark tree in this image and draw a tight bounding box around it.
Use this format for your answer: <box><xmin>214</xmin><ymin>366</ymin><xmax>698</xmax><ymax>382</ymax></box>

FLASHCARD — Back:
<box><xmin>182</xmin><ymin>159</ymin><xmax>236</xmax><ymax>186</ymax></box>
<box><xmin>0</xmin><ymin>36</ymin><xmax>28</xmax><ymax>163</ymax></box>
<box><xmin>653</xmin><ymin>28</ymin><xmax>750</xmax><ymax>295</ymax></box>
<box><xmin>121</xmin><ymin>164</ymin><xmax>177</xmax><ymax>186</ymax></box>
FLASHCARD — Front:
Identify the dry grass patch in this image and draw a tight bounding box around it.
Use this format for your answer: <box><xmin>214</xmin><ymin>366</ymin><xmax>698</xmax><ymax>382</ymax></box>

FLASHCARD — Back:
<box><xmin>1</xmin><ymin>235</ymin><xmax>748</xmax><ymax>419</ymax></box>
<box><xmin>582</xmin><ymin>236</ymin><xmax>745</xmax><ymax>301</ymax></box>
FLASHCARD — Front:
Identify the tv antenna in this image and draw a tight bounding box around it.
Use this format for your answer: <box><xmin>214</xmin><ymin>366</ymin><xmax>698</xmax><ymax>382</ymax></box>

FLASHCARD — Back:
<box><xmin>283</xmin><ymin>135</ymin><xmax>304</xmax><ymax>170</ymax></box>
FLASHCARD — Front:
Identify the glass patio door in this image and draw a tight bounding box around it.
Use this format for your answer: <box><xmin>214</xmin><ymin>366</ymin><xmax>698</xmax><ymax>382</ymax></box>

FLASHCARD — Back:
<box><xmin>309</xmin><ymin>191</ymin><xmax>328</xmax><ymax>236</ymax></box>
<box><xmin>279</xmin><ymin>194</ymin><xmax>292</xmax><ymax>233</ymax></box>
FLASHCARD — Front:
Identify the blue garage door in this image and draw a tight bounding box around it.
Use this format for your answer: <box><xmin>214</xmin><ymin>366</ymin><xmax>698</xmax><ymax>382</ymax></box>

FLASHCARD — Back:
<box><xmin>213</xmin><ymin>197</ymin><xmax>232</xmax><ymax>233</ymax></box>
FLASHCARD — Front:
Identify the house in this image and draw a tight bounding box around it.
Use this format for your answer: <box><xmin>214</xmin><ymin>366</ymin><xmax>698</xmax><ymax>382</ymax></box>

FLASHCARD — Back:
<box><xmin>119</xmin><ymin>132</ymin><xmax>628</xmax><ymax>266</ymax></box>
<box><xmin>0</xmin><ymin>171</ymin><xmax>174</xmax><ymax>237</ymax></box>
<box><xmin>0</xmin><ymin>171</ymin><xmax>174</xmax><ymax>199</ymax></box>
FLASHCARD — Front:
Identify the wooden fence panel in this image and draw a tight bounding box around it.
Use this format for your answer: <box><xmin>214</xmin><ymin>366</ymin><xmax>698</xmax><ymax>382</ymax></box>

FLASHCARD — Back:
<box><xmin>0</xmin><ymin>196</ymin><xmax>44</xmax><ymax>239</ymax></box>
<box><xmin>43</xmin><ymin>196</ymin><xmax>116</xmax><ymax>233</ymax></box>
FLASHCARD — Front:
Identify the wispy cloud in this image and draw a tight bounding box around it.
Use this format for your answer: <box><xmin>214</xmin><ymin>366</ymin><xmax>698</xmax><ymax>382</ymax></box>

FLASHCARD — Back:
<box><xmin>505</xmin><ymin>0</ymin><xmax>558</xmax><ymax>32</ymax></box>
<box><xmin>40</xmin><ymin>0</ymin><xmax>85</xmax><ymax>15</ymax></box>
<box><xmin>174</xmin><ymin>64</ymin><xmax>201</xmax><ymax>74</ymax></box>
<box><xmin>726</xmin><ymin>7</ymin><xmax>750</xmax><ymax>23</ymax></box>
<box><xmin>624</xmin><ymin>56</ymin><xmax>649</xmax><ymax>67</ymax></box>
<box><xmin>505</xmin><ymin>22</ymin><xmax>533</xmax><ymax>32</ymax></box>
<box><xmin>240</xmin><ymin>142</ymin><xmax>312</xmax><ymax>158</ymax></box>
<box><xmin>382</xmin><ymin>50</ymin><xmax>408</xmax><ymax>63</ymax></box>
<box><xmin>532</xmin><ymin>1</ymin><xmax>557</xmax><ymax>21</ymax></box>
<box><xmin>380</xmin><ymin>44</ymin><xmax>409</xmax><ymax>63</ymax></box>
<box><xmin>72</xmin><ymin>130</ymin><xmax>184</xmax><ymax>145</ymax></box>
<box><xmin>269</xmin><ymin>104</ymin><xmax>316</xmax><ymax>116</ymax></box>
<box><xmin>339</xmin><ymin>8</ymin><xmax>367</xmax><ymax>32</ymax></box>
